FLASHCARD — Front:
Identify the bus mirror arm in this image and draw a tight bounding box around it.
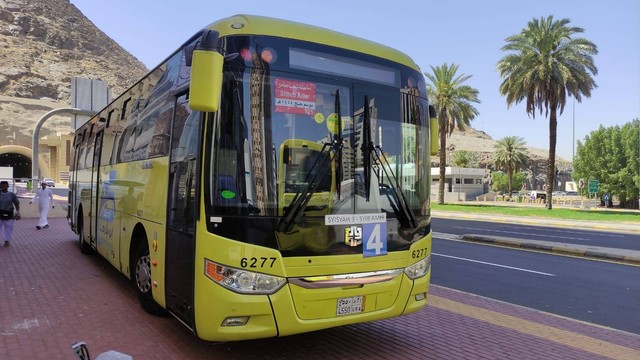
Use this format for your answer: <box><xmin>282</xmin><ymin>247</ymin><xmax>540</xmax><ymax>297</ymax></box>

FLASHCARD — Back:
<box><xmin>185</xmin><ymin>30</ymin><xmax>221</xmax><ymax>66</ymax></box>
<box><xmin>185</xmin><ymin>45</ymin><xmax>195</xmax><ymax>66</ymax></box>
<box><xmin>197</xmin><ymin>30</ymin><xmax>219</xmax><ymax>51</ymax></box>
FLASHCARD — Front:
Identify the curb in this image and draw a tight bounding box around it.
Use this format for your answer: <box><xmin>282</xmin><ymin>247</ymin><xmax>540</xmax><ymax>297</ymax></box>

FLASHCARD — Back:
<box><xmin>460</xmin><ymin>235</ymin><xmax>640</xmax><ymax>266</ymax></box>
<box><xmin>432</xmin><ymin>211</ymin><xmax>640</xmax><ymax>234</ymax></box>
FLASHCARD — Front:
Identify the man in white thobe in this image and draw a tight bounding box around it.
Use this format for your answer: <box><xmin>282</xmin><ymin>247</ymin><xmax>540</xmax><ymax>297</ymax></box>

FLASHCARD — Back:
<box><xmin>30</xmin><ymin>181</ymin><xmax>54</xmax><ymax>229</ymax></box>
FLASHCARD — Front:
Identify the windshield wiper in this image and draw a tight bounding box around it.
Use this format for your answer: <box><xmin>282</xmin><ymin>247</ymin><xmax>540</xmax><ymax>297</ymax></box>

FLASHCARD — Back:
<box><xmin>276</xmin><ymin>90</ymin><xmax>344</xmax><ymax>233</ymax></box>
<box><xmin>334</xmin><ymin>90</ymin><xmax>343</xmax><ymax>200</ymax></box>
<box><xmin>371</xmin><ymin>147</ymin><xmax>416</xmax><ymax>228</ymax></box>
<box><xmin>276</xmin><ymin>143</ymin><xmax>333</xmax><ymax>233</ymax></box>
<box><xmin>361</xmin><ymin>94</ymin><xmax>415</xmax><ymax>228</ymax></box>
<box><xmin>362</xmin><ymin>95</ymin><xmax>372</xmax><ymax>201</ymax></box>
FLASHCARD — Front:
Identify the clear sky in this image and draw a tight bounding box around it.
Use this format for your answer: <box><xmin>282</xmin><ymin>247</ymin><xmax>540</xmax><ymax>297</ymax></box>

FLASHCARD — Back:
<box><xmin>69</xmin><ymin>0</ymin><xmax>639</xmax><ymax>161</ymax></box>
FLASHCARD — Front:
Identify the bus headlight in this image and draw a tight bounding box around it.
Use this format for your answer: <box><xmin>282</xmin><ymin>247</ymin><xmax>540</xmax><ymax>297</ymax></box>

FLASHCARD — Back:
<box><xmin>404</xmin><ymin>255</ymin><xmax>431</xmax><ymax>280</ymax></box>
<box><xmin>205</xmin><ymin>259</ymin><xmax>286</xmax><ymax>295</ymax></box>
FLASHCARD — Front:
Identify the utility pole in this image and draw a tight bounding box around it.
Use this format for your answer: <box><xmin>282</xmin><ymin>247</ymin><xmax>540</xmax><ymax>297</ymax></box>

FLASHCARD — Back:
<box><xmin>572</xmin><ymin>98</ymin><xmax>575</xmax><ymax>162</ymax></box>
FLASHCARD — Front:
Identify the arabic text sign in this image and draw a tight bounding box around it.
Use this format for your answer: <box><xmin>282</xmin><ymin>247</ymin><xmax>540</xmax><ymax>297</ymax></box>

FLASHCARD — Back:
<box><xmin>274</xmin><ymin>79</ymin><xmax>316</xmax><ymax>115</ymax></box>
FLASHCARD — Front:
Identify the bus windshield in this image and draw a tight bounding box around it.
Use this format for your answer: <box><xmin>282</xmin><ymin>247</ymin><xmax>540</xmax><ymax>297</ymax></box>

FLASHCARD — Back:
<box><xmin>205</xmin><ymin>36</ymin><xmax>430</xmax><ymax>255</ymax></box>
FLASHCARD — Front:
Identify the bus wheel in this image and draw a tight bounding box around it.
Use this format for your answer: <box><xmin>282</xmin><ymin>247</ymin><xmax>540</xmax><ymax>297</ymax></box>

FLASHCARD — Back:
<box><xmin>133</xmin><ymin>240</ymin><xmax>168</xmax><ymax>316</ymax></box>
<box><xmin>78</xmin><ymin>217</ymin><xmax>92</xmax><ymax>254</ymax></box>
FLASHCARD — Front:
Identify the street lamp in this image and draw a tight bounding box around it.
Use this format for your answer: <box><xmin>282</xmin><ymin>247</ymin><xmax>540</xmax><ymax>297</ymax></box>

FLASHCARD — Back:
<box><xmin>572</xmin><ymin>98</ymin><xmax>575</xmax><ymax>162</ymax></box>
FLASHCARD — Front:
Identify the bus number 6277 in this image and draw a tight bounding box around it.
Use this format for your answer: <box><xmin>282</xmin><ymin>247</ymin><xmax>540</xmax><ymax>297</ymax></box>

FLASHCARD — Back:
<box><xmin>241</xmin><ymin>257</ymin><xmax>277</xmax><ymax>268</ymax></box>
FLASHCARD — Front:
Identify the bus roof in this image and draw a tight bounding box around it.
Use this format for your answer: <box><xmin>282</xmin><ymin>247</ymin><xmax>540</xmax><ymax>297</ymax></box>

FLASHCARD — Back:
<box><xmin>205</xmin><ymin>14</ymin><xmax>420</xmax><ymax>72</ymax></box>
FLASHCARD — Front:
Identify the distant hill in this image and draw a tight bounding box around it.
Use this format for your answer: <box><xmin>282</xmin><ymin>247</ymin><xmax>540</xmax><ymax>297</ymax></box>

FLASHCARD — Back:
<box><xmin>444</xmin><ymin>127</ymin><xmax>571</xmax><ymax>169</ymax></box>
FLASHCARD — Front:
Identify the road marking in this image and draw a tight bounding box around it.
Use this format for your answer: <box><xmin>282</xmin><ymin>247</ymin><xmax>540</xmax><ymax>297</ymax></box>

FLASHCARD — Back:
<box><xmin>432</xmin><ymin>253</ymin><xmax>556</xmax><ymax>276</ymax></box>
<box><xmin>430</xmin><ymin>294</ymin><xmax>640</xmax><ymax>360</ymax></box>
<box><xmin>453</xmin><ymin>226</ymin><xmax>593</xmax><ymax>241</ymax></box>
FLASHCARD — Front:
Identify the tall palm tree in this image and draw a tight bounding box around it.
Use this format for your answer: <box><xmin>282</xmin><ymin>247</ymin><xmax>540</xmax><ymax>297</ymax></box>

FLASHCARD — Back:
<box><xmin>497</xmin><ymin>16</ymin><xmax>598</xmax><ymax>209</ymax></box>
<box><xmin>493</xmin><ymin>136</ymin><xmax>529</xmax><ymax>196</ymax></box>
<box><xmin>425</xmin><ymin>63</ymin><xmax>480</xmax><ymax>205</ymax></box>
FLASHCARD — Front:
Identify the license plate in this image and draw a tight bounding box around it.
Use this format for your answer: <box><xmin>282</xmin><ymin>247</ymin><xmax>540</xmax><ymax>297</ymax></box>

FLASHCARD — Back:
<box><xmin>336</xmin><ymin>296</ymin><xmax>365</xmax><ymax>316</ymax></box>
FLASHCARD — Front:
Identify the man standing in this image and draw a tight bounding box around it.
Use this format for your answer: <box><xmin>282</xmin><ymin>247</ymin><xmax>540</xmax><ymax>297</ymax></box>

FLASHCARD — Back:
<box><xmin>0</xmin><ymin>180</ymin><xmax>20</xmax><ymax>247</ymax></box>
<box><xmin>30</xmin><ymin>181</ymin><xmax>54</xmax><ymax>230</ymax></box>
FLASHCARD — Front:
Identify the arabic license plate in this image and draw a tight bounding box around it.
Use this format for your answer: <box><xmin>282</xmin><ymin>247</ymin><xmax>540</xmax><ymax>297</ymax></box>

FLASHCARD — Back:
<box><xmin>336</xmin><ymin>296</ymin><xmax>365</xmax><ymax>316</ymax></box>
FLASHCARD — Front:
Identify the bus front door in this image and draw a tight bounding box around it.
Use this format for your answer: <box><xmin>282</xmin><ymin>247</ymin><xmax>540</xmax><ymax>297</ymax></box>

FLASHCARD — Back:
<box><xmin>165</xmin><ymin>95</ymin><xmax>198</xmax><ymax>328</ymax></box>
<box><xmin>90</xmin><ymin>130</ymin><xmax>104</xmax><ymax>251</ymax></box>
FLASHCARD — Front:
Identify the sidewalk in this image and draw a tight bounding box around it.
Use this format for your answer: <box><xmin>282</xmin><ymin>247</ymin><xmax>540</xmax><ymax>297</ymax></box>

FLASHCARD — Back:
<box><xmin>433</xmin><ymin>211</ymin><xmax>640</xmax><ymax>265</ymax></box>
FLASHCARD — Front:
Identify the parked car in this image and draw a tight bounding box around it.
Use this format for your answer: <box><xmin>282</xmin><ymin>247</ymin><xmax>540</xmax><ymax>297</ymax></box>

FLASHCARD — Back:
<box><xmin>552</xmin><ymin>191</ymin><xmax>566</xmax><ymax>196</ymax></box>
<box><xmin>42</xmin><ymin>178</ymin><xmax>55</xmax><ymax>187</ymax></box>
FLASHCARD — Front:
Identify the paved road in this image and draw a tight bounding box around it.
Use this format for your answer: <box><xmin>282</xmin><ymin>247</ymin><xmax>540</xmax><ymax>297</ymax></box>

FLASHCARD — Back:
<box><xmin>433</xmin><ymin>217</ymin><xmax>640</xmax><ymax>251</ymax></box>
<box><xmin>432</xmin><ymin>237</ymin><xmax>640</xmax><ymax>334</ymax></box>
<box><xmin>433</xmin><ymin>212</ymin><xmax>640</xmax><ymax>265</ymax></box>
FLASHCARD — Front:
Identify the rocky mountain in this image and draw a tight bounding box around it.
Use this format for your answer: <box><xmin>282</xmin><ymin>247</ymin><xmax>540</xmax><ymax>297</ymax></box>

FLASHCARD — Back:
<box><xmin>444</xmin><ymin>127</ymin><xmax>571</xmax><ymax>169</ymax></box>
<box><xmin>0</xmin><ymin>0</ymin><xmax>148</xmax><ymax>145</ymax></box>
<box><xmin>441</xmin><ymin>127</ymin><xmax>573</xmax><ymax>191</ymax></box>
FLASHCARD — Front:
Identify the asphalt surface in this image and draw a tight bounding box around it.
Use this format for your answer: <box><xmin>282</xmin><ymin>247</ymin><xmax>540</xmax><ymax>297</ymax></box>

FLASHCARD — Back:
<box><xmin>432</xmin><ymin>211</ymin><xmax>640</xmax><ymax>266</ymax></box>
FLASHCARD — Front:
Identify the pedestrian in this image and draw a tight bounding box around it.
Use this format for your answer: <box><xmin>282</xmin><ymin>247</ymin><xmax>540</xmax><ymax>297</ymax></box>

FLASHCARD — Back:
<box><xmin>30</xmin><ymin>181</ymin><xmax>54</xmax><ymax>229</ymax></box>
<box><xmin>0</xmin><ymin>180</ymin><xmax>20</xmax><ymax>247</ymax></box>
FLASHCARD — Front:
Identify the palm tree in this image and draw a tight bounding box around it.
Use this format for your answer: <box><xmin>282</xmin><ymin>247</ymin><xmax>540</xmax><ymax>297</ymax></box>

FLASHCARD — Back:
<box><xmin>493</xmin><ymin>136</ymin><xmax>529</xmax><ymax>196</ymax></box>
<box><xmin>497</xmin><ymin>16</ymin><xmax>598</xmax><ymax>209</ymax></box>
<box><xmin>425</xmin><ymin>63</ymin><xmax>480</xmax><ymax>205</ymax></box>
<box><xmin>452</xmin><ymin>150</ymin><xmax>478</xmax><ymax>168</ymax></box>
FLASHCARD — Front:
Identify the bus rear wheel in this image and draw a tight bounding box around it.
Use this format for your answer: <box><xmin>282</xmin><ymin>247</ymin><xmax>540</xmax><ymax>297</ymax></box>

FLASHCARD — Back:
<box><xmin>133</xmin><ymin>240</ymin><xmax>168</xmax><ymax>316</ymax></box>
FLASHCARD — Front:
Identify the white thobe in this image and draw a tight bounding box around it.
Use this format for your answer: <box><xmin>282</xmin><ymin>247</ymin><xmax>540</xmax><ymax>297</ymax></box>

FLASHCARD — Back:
<box><xmin>34</xmin><ymin>187</ymin><xmax>54</xmax><ymax>227</ymax></box>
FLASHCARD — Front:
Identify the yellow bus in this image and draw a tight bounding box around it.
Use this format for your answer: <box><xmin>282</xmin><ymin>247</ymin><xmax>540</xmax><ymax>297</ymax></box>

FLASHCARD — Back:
<box><xmin>68</xmin><ymin>14</ymin><xmax>438</xmax><ymax>341</ymax></box>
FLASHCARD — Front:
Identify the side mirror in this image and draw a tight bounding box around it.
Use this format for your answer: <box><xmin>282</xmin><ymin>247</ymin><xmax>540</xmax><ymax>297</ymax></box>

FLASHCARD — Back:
<box><xmin>188</xmin><ymin>30</ymin><xmax>223</xmax><ymax>112</ymax></box>
<box><xmin>428</xmin><ymin>105</ymin><xmax>438</xmax><ymax>156</ymax></box>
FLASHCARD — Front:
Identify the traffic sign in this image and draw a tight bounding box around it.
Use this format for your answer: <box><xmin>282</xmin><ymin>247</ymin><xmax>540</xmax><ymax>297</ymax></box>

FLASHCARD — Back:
<box><xmin>588</xmin><ymin>179</ymin><xmax>599</xmax><ymax>193</ymax></box>
<box><xmin>579</xmin><ymin>178</ymin><xmax>584</xmax><ymax>188</ymax></box>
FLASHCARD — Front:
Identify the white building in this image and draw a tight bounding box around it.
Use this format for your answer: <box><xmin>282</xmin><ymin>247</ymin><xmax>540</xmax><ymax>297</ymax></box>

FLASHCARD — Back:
<box><xmin>430</xmin><ymin>167</ymin><xmax>488</xmax><ymax>201</ymax></box>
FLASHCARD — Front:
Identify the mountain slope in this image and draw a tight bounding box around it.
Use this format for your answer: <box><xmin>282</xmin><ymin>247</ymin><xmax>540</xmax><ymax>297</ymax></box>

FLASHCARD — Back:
<box><xmin>0</xmin><ymin>0</ymin><xmax>148</xmax><ymax>100</ymax></box>
<box><xmin>0</xmin><ymin>0</ymin><xmax>148</xmax><ymax>147</ymax></box>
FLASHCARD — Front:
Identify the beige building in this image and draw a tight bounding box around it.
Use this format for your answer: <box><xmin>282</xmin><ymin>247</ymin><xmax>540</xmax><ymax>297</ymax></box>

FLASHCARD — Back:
<box><xmin>39</xmin><ymin>134</ymin><xmax>74</xmax><ymax>185</ymax></box>
<box><xmin>431</xmin><ymin>167</ymin><xmax>489</xmax><ymax>202</ymax></box>
<box><xmin>0</xmin><ymin>133</ymin><xmax>72</xmax><ymax>186</ymax></box>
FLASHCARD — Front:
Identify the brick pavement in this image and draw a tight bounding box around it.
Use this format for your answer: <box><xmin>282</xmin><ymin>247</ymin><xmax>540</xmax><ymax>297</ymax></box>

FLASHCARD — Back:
<box><xmin>1</xmin><ymin>217</ymin><xmax>639</xmax><ymax>360</ymax></box>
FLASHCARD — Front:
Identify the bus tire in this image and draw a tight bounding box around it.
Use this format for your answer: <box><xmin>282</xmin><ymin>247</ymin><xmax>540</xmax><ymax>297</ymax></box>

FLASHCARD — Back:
<box><xmin>77</xmin><ymin>215</ymin><xmax>92</xmax><ymax>255</ymax></box>
<box><xmin>133</xmin><ymin>240</ymin><xmax>168</xmax><ymax>316</ymax></box>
